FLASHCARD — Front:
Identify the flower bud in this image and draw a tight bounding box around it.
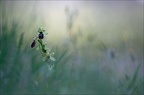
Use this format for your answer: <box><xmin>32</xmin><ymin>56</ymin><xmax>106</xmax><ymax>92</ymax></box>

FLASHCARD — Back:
<box><xmin>31</xmin><ymin>40</ymin><xmax>36</xmax><ymax>48</ymax></box>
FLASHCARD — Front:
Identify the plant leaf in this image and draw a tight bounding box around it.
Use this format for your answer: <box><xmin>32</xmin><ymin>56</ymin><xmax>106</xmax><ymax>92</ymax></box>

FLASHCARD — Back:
<box><xmin>127</xmin><ymin>63</ymin><xmax>141</xmax><ymax>90</ymax></box>
<box><xmin>43</xmin><ymin>32</ymin><xmax>48</xmax><ymax>35</ymax></box>
<box><xmin>36</xmin><ymin>47</ymin><xmax>39</xmax><ymax>50</ymax></box>
<box><xmin>50</xmin><ymin>56</ymin><xmax>56</xmax><ymax>61</ymax></box>
<box><xmin>43</xmin><ymin>56</ymin><xmax>47</xmax><ymax>61</ymax></box>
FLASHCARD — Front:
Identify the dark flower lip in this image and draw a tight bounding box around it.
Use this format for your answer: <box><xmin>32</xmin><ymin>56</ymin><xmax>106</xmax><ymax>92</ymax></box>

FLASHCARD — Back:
<box><xmin>39</xmin><ymin>32</ymin><xmax>44</xmax><ymax>39</ymax></box>
<box><xmin>31</xmin><ymin>40</ymin><xmax>36</xmax><ymax>48</ymax></box>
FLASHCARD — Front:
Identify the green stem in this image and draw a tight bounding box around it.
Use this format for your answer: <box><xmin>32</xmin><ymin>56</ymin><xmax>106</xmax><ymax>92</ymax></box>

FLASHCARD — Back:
<box><xmin>37</xmin><ymin>39</ymin><xmax>45</xmax><ymax>53</ymax></box>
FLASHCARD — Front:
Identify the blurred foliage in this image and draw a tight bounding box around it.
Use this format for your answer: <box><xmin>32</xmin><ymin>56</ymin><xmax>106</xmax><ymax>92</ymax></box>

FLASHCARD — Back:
<box><xmin>0</xmin><ymin>1</ymin><xmax>143</xmax><ymax>95</ymax></box>
<box><xmin>0</xmin><ymin>20</ymin><xmax>143</xmax><ymax>94</ymax></box>
<box><xmin>0</xmin><ymin>20</ymin><xmax>23</xmax><ymax>93</ymax></box>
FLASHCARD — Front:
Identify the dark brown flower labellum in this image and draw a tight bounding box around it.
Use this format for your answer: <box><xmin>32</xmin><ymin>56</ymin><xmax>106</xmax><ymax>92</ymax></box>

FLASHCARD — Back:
<box><xmin>39</xmin><ymin>32</ymin><xmax>44</xmax><ymax>39</ymax></box>
<box><xmin>31</xmin><ymin>40</ymin><xmax>36</xmax><ymax>48</ymax></box>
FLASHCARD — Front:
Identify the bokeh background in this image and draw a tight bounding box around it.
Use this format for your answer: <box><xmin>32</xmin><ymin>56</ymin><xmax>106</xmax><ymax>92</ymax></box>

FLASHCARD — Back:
<box><xmin>0</xmin><ymin>0</ymin><xmax>143</xmax><ymax>94</ymax></box>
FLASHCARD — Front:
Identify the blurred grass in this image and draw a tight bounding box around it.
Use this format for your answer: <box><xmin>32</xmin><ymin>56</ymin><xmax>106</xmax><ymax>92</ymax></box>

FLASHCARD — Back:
<box><xmin>0</xmin><ymin>1</ymin><xmax>143</xmax><ymax>94</ymax></box>
<box><xmin>0</xmin><ymin>20</ymin><xmax>143</xmax><ymax>94</ymax></box>
<box><xmin>0</xmin><ymin>20</ymin><xmax>22</xmax><ymax>93</ymax></box>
